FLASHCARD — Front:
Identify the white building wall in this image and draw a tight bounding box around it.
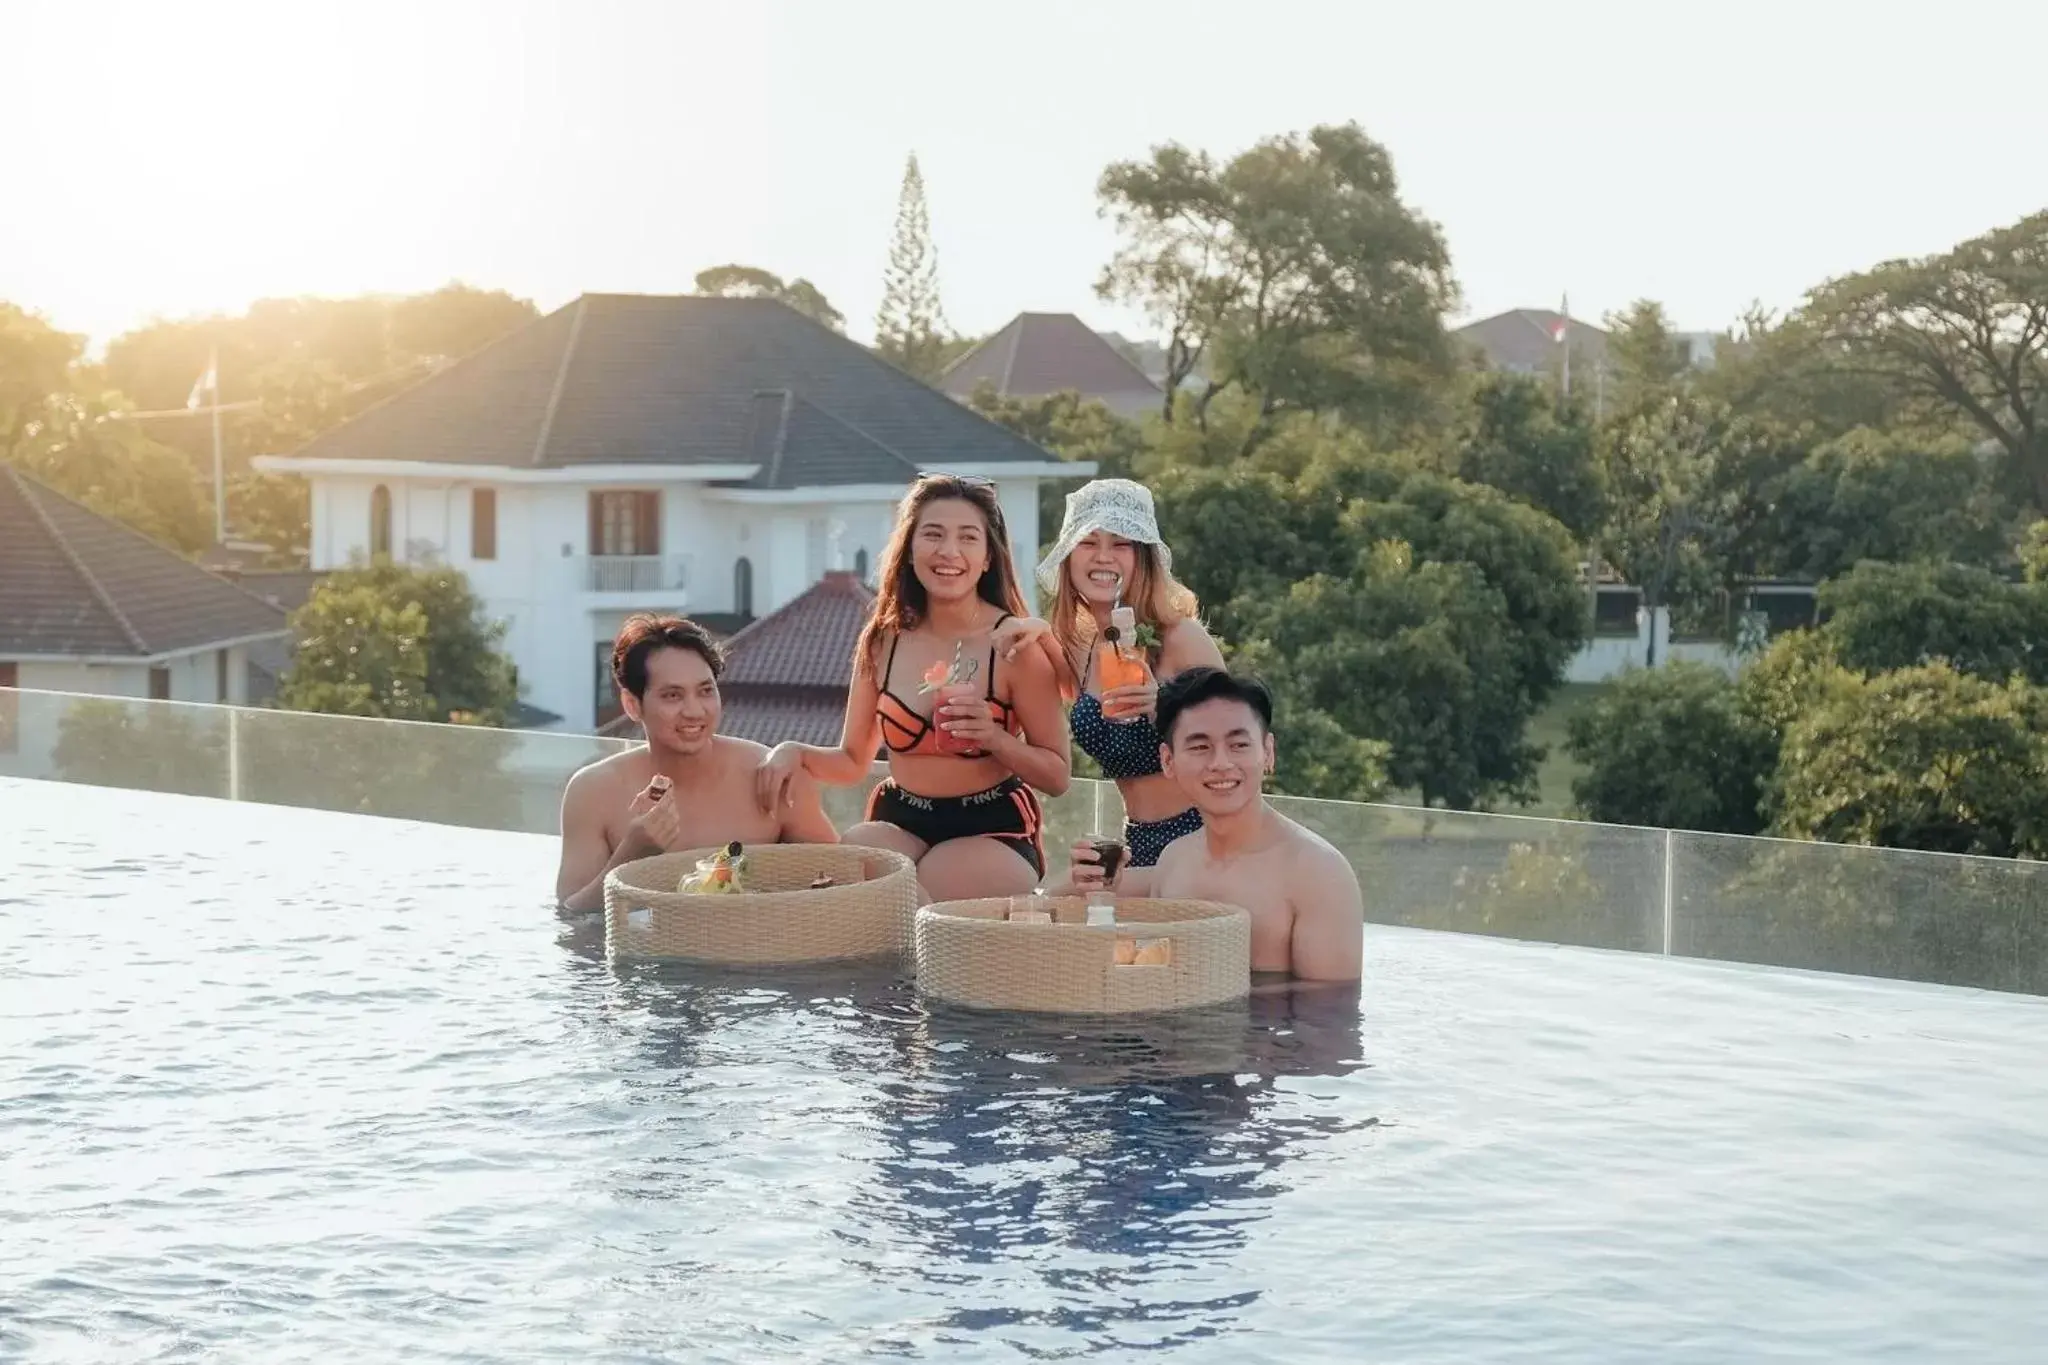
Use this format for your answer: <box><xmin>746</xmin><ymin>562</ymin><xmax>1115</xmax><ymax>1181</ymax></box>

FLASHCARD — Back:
<box><xmin>300</xmin><ymin>472</ymin><xmax>1050</xmax><ymax>733</ymax></box>
<box><xmin>16</xmin><ymin>661</ymin><xmax>148</xmax><ymax>696</ymax></box>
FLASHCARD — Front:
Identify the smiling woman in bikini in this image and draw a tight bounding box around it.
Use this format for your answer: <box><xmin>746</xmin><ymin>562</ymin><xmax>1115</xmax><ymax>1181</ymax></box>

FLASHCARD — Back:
<box><xmin>995</xmin><ymin>478</ymin><xmax>1226</xmax><ymax>870</ymax></box>
<box><xmin>753</xmin><ymin>474</ymin><xmax>1070</xmax><ymax>902</ymax></box>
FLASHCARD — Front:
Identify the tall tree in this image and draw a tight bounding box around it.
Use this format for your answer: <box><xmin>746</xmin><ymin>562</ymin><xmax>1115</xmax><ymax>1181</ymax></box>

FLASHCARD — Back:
<box><xmin>1597</xmin><ymin>396</ymin><xmax>1747</xmax><ymax>662</ymax></box>
<box><xmin>0</xmin><ymin>302</ymin><xmax>209</xmax><ymax>550</ymax></box>
<box><xmin>1602</xmin><ymin>299</ymin><xmax>1692</xmax><ymax>413</ymax></box>
<box><xmin>1800</xmin><ymin>210</ymin><xmax>2048</xmax><ymax>512</ymax></box>
<box><xmin>1096</xmin><ymin>122</ymin><xmax>1459</xmax><ymax>443</ymax></box>
<box><xmin>694</xmin><ymin>264</ymin><xmax>846</xmax><ymax>331</ymax></box>
<box><xmin>873</xmin><ymin>154</ymin><xmax>953</xmax><ymax>380</ymax></box>
<box><xmin>1450</xmin><ymin>373</ymin><xmax>1605</xmax><ymax>539</ymax></box>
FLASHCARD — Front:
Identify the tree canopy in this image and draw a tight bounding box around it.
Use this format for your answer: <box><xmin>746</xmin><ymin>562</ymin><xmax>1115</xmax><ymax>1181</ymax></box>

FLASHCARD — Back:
<box><xmin>1097</xmin><ymin>122</ymin><xmax>1458</xmax><ymax>443</ymax></box>
<box><xmin>694</xmin><ymin>264</ymin><xmax>845</xmax><ymax>331</ymax></box>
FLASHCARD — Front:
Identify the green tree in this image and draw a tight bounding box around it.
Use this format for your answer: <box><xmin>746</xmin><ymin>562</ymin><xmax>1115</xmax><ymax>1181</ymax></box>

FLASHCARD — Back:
<box><xmin>1597</xmin><ymin>397</ymin><xmax>1798</xmax><ymax>659</ymax></box>
<box><xmin>1753</xmin><ymin>428</ymin><xmax>2010</xmax><ymax>582</ymax></box>
<box><xmin>1771</xmin><ymin>663</ymin><xmax>2048</xmax><ymax>859</ymax></box>
<box><xmin>1696</xmin><ymin>306</ymin><xmax>1914</xmax><ymax>439</ymax></box>
<box><xmin>873</xmin><ymin>154</ymin><xmax>954</xmax><ymax>380</ymax></box>
<box><xmin>1818</xmin><ymin>560</ymin><xmax>2048</xmax><ymax>686</ymax></box>
<box><xmin>694</xmin><ymin>264</ymin><xmax>846</xmax><ymax>331</ymax></box>
<box><xmin>1564</xmin><ymin>662</ymin><xmax>1771</xmax><ymax>833</ymax></box>
<box><xmin>1448</xmin><ymin>372</ymin><xmax>1605</xmax><ymax>540</ymax></box>
<box><xmin>0</xmin><ymin>305</ymin><xmax>210</xmax><ymax>550</ymax></box>
<box><xmin>962</xmin><ymin>382</ymin><xmax>1148</xmax><ymax>537</ymax></box>
<box><xmin>1601</xmin><ymin>299</ymin><xmax>1692</xmax><ymax>413</ymax></box>
<box><xmin>1096</xmin><ymin>122</ymin><xmax>1459</xmax><ymax>443</ymax></box>
<box><xmin>2022</xmin><ymin>520</ymin><xmax>2048</xmax><ymax>583</ymax></box>
<box><xmin>1229</xmin><ymin>539</ymin><xmax>1552</xmax><ymax>810</ymax></box>
<box><xmin>100</xmin><ymin>286</ymin><xmax>539</xmax><ymax>554</ymax></box>
<box><xmin>1800</xmin><ymin>210</ymin><xmax>2048</xmax><ymax>512</ymax></box>
<box><xmin>277</xmin><ymin>560</ymin><xmax>520</xmax><ymax>724</ymax></box>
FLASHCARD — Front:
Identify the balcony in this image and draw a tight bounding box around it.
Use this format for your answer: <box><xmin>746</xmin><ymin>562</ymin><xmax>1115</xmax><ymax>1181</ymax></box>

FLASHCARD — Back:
<box><xmin>584</xmin><ymin>554</ymin><xmax>691</xmax><ymax>595</ymax></box>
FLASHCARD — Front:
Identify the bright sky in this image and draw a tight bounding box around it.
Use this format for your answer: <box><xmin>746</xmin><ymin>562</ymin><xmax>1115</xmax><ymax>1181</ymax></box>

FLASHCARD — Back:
<box><xmin>9</xmin><ymin>0</ymin><xmax>2045</xmax><ymax>353</ymax></box>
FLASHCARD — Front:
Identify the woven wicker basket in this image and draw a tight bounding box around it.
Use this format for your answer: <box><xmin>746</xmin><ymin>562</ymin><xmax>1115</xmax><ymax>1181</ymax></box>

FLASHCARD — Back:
<box><xmin>914</xmin><ymin>896</ymin><xmax>1251</xmax><ymax>1014</ymax></box>
<box><xmin>605</xmin><ymin>844</ymin><xmax>918</xmax><ymax>964</ymax></box>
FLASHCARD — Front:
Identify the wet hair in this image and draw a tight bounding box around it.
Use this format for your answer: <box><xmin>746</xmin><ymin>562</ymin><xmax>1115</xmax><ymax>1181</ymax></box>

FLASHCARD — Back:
<box><xmin>856</xmin><ymin>474</ymin><xmax>1030</xmax><ymax>676</ymax></box>
<box><xmin>612</xmin><ymin>613</ymin><xmax>724</xmax><ymax>698</ymax></box>
<box><xmin>1155</xmin><ymin>666</ymin><xmax>1274</xmax><ymax>744</ymax></box>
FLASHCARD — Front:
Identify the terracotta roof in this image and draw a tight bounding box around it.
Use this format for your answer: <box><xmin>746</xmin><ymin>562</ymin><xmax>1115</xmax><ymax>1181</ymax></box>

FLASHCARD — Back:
<box><xmin>1454</xmin><ymin>309</ymin><xmax>1609</xmax><ymax>375</ymax></box>
<box><xmin>594</xmin><ymin>572</ymin><xmax>877</xmax><ymax>751</ymax></box>
<box><xmin>941</xmin><ymin>312</ymin><xmax>1163</xmax><ymax>412</ymax></box>
<box><xmin>284</xmin><ymin>294</ymin><xmax>1056</xmax><ymax>486</ymax></box>
<box><xmin>0</xmin><ymin>468</ymin><xmax>289</xmax><ymax>659</ymax></box>
<box><xmin>720</xmin><ymin>570</ymin><xmax>874</xmax><ymax>687</ymax></box>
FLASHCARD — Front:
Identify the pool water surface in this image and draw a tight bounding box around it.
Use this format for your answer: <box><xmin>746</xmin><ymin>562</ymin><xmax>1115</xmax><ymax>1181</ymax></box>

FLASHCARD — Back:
<box><xmin>3</xmin><ymin>779</ymin><xmax>2045</xmax><ymax>1362</ymax></box>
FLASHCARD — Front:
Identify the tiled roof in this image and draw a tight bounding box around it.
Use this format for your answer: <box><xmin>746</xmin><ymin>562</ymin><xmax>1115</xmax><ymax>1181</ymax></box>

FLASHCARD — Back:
<box><xmin>594</xmin><ymin>573</ymin><xmax>877</xmax><ymax>751</ymax></box>
<box><xmin>720</xmin><ymin>689</ymin><xmax>853</xmax><ymax>748</ymax></box>
<box><xmin>285</xmin><ymin>295</ymin><xmax>1056</xmax><ymax>486</ymax></box>
<box><xmin>719</xmin><ymin>570</ymin><xmax>874</xmax><ymax>688</ymax></box>
<box><xmin>0</xmin><ymin>468</ymin><xmax>289</xmax><ymax>659</ymax></box>
<box><xmin>941</xmin><ymin>312</ymin><xmax>1164</xmax><ymax>406</ymax></box>
<box><xmin>1454</xmin><ymin>309</ymin><xmax>1610</xmax><ymax>374</ymax></box>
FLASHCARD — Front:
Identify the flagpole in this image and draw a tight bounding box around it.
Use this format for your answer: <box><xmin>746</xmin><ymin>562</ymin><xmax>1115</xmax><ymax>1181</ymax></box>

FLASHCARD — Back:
<box><xmin>1559</xmin><ymin>293</ymin><xmax>1571</xmax><ymax>400</ymax></box>
<box><xmin>209</xmin><ymin>345</ymin><xmax>225</xmax><ymax>544</ymax></box>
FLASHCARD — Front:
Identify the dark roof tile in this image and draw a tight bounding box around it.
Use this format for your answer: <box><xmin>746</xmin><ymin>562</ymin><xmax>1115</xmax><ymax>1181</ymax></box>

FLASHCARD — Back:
<box><xmin>288</xmin><ymin>295</ymin><xmax>1055</xmax><ymax>484</ymax></box>
<box><xmin>0</xmin><ymin>469</ymin><xmax>289</xmax><ymax>659</ymax></box>
<box><xmin>942</xmin><ymin>312</ymin><xmax>1163</xmax><ymax>403</ymax></box>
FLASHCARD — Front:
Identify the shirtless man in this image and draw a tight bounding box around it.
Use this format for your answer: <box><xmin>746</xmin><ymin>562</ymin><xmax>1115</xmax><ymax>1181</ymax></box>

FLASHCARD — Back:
<box><xmin>556</xmin><ymin>613</ymin><xmax>838</xmax><ymax>912</ymax></box>
<box><xmin>1044</xmin><ymin>666</ymin><xmax>1363</xmax><ymax>982</ymax></box>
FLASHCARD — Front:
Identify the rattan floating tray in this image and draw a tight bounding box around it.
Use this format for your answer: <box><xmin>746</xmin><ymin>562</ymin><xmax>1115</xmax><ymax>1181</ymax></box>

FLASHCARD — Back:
<box><xmin>605</xmin><ymin>844</ymin><xmax>918</xmax><ymax>964</ymax></box>
<box><xmin>914</xmin><ymin>896</ymin><xmax>1251</xmax><ymax>1014</ymax></box>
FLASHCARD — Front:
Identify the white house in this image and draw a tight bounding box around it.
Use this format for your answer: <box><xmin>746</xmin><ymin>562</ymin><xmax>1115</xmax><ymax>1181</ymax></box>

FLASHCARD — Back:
<box><xmin>256</xmin><ymin>294</ymin><xmax>1092</xmax><ymax>733</ymax></box>
<box><xmin>0</xmin><ymin>466</ymin><xmax>288</xmax><ymax>709</ymax></box>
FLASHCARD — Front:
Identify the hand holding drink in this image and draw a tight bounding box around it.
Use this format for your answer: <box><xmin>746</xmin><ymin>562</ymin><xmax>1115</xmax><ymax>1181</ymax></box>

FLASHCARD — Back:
<box><xmin>923</xmin><ymin>643</ymin><xmax>989</xmax><ymax>757</ymax></box>
<box><xmin>1096</xmin><ymin>605</ymin><xmax>1152</xmax><ymax>721</ymax></box>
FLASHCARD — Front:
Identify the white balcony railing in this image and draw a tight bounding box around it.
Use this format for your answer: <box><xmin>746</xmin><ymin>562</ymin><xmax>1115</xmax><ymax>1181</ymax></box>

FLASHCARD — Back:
<box><xmin>585</xmin><ymin>554</ymin><xmax>690</xmax><ymax>594</ymax></box>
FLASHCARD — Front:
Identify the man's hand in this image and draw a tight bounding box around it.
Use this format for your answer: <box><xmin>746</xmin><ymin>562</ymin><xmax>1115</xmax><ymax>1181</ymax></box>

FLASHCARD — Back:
<box><xmin>1066</xmin><ymin>837</ymin><xmax>1119</xmax><ymax>894</ymax></box>
<box><xmin>623</xmin><ymin>777</ymin><xmax>682</xmax><ymax>856</ymax></box>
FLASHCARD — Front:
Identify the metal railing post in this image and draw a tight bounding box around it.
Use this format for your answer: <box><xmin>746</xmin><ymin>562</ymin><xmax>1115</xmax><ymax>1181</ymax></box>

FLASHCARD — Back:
<box><xmin>1661</xmin><ymin>827</ymin><xmax>1675</xmax><ymax>955</ymax></box>
<box><xmin>227</xmin><ymin>705</ymin><xmax>242</xmax><ymax>802</ymax></box>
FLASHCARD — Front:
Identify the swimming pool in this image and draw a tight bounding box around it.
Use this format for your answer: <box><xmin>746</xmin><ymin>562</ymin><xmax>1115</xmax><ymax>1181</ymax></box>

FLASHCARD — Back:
<box><xmin>4</xmin><ymin>778</ymin><xmax>2045</xmax><ymax>1362</ymax></box>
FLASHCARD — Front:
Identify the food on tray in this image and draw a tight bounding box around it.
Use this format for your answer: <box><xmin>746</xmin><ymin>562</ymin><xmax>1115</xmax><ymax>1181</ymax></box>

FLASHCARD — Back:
<box><xmin>1113</xmin><ymin>936</ymin><xmax>1173</xmax><ymax>966</ymax></box>
<box><xmin>678</xmin><ymin>841</ymin><xmax>746</xmax><ymax>894</ymax></box>
<box><xmin>809</xmin><ymin>873</ymin><xmax>839</xmax><ymax>890</ymax></box>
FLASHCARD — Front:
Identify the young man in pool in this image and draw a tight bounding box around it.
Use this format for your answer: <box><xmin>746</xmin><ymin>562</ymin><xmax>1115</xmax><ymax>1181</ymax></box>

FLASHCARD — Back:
<box><xmin>556</xmin><ymin>613</ymin><xmax>839</xmax><ymax>912</ymax></box>
<box><xmin>1044</xmin><ymin>667</ymin><xmax>1363</xmax><ymax>982</ymax></box>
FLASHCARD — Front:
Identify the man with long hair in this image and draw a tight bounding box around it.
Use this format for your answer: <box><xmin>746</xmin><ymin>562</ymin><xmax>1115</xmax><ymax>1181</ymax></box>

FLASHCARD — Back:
<box><xmin>556</xmin><ymin>613</ymin><xmax>838</xmax><ymax>912</ymax></box>
<box><xmin>1046</xmin><ymin>666</ymin><xmax>1363</xmax><ymax>982</ymax></box>
<box><xmin>754</xmin><ymin>475</ymin><xmax>1070</xmax><ymax>903</ymax></box>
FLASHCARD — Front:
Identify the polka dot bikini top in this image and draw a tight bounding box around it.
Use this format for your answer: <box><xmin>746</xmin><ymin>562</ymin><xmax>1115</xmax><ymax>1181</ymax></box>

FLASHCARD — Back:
<box><xmin>1071</xmin><ymin>690</ymin><xmax>1165</xmax><ymax>780</ymax></box>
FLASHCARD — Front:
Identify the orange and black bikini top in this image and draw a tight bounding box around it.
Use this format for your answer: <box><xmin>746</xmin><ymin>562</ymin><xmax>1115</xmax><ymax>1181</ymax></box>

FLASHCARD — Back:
<box><xmin>876</xmin><ymin>618</ymin><xmax>1022</xmax><ymax>756</ymax></box>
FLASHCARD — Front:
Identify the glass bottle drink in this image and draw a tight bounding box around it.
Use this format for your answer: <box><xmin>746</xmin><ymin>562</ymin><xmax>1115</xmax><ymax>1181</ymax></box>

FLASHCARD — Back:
<box><xmin>931</xmin><ymin>642</ymin><xmax>986</xmax><ymax>757</ymax></box>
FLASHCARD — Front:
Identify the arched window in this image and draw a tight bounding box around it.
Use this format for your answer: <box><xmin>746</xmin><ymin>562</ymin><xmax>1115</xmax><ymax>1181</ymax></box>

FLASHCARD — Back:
<box><xmin>369</xmin><ymin>485</ymin><xmax>393</xmax><ymax>558</ymax></box>
<box><xmin>854</xmin><ymin>547</ymin><xmax>869</xmax><ymax>583</ymax></box>
<box><xmin>734</xmin><ymin>556</ymin><xmax>754</xmax><ymax>617</ymax></box>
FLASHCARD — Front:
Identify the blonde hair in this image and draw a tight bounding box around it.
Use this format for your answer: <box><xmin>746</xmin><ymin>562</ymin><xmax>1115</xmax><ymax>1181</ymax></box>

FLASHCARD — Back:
<box><xmin>1048</xmin><ymin>538</ymin><xmax>1199</xmax><ymax>681</ymax></box>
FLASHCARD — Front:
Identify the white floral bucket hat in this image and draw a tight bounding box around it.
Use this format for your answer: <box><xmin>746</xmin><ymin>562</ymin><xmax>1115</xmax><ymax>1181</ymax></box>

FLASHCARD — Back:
<box><xmin>1036</xmin><ymin>478</ymin><xmax>1173</xmax><ymax>594</ymax></box>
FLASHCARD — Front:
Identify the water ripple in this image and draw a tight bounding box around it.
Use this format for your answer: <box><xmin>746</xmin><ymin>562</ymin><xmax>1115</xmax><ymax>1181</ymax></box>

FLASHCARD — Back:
<box><xmin>3</xmin><ymin>778</ymin><xmax>2046</xmax><ymax>1362</ymax></box>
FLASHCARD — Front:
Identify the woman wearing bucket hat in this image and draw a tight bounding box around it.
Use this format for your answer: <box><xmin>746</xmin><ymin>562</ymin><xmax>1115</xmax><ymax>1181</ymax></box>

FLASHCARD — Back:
<box><xmin>996</xmin><ymin>477</ymin><xmax>1225</xmax><ymax>869</ymax></box>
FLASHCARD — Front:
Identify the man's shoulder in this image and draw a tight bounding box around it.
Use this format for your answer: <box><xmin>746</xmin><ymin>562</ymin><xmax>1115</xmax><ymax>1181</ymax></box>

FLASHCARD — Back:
<box><xmin>566</xmin><ymin>746</ymin><xmax>648</xmax><ymax>796</ymax></box>
<box><xmin>712</xmin><ymin>735</ymin><xmax>770</xmax><ymax>771</ymax></box>
<box><xmin>1278</xmin><ymin>814</ymin><xmax>1358</xmax><ymax>885</ymax></box>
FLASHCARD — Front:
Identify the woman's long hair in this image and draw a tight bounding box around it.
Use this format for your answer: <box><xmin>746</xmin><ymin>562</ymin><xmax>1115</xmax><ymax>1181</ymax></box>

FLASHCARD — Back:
<box><xmin>1048</xmin><ymin>539</ymin><xmax>1200</xmax><ymax>682</ymax></box>
<box><xmin>857</xmin><ymin>475</ymin><xmax>1030</xmax><ymax>679</ymax></box>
